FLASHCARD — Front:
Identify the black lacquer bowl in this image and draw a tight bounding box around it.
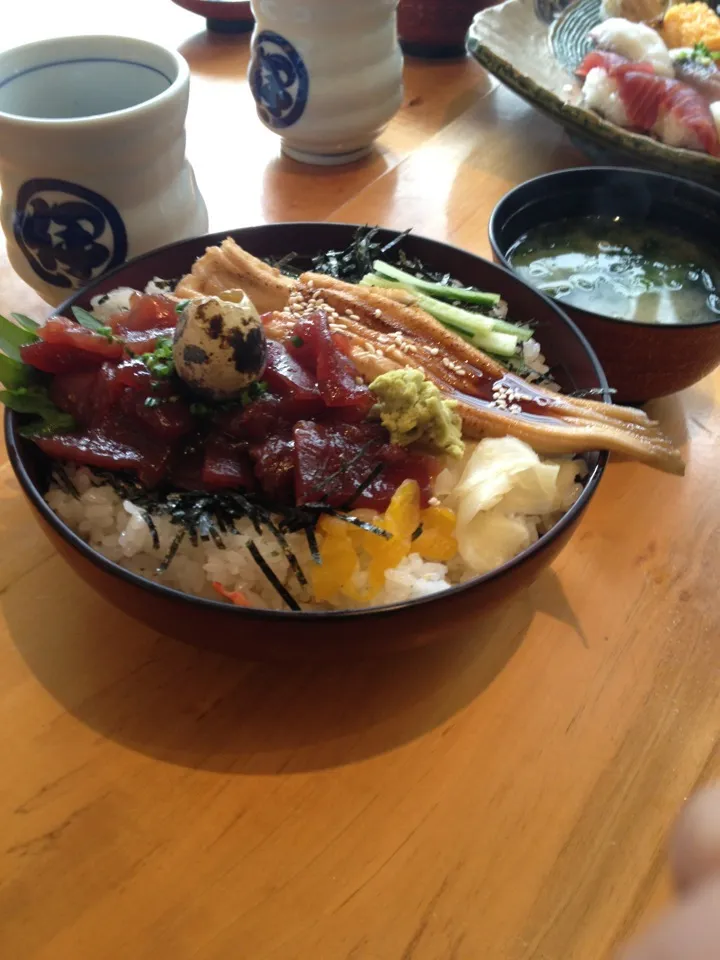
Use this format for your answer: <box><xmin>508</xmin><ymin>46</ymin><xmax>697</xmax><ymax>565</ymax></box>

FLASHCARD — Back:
<box><xmin>6</xmin><ymin>223</ymin><xmax>609</xmax><ymax>660</ymax></box>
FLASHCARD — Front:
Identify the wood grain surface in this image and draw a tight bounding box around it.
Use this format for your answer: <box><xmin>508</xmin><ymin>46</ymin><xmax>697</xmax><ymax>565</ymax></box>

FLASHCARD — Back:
<box><xmin>0</xmin><ymin>4</ymin><xmax>718</xmax><ymax>959</ymax></box>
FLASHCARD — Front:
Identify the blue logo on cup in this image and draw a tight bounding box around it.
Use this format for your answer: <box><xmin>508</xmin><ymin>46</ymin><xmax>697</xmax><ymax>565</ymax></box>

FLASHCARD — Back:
<box><xmin>250</xmin><ymin>30</ymin><xmax>309</xmax><ymax>130</ymax></box>
<box><xmin>13</xmin><ymin>178</ymin><xmax>128</xmax><ymax>289</ymax></box>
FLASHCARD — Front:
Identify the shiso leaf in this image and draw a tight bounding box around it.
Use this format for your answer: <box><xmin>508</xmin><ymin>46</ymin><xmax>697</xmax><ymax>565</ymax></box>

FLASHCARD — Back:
<box><xmin>0</xmin><ymin>314</ymin><xmax>38</xmax><ymax>361</ymax></box>
<box><xmin>1</xmin><ymin>386</ymin><xmax>75</xmax><ymax>436</ymax></box>
<box><xmin>0</xmin><ymin>353</ymin><xmax>33</xmax><ymax>389</ymax></box>
<box><xmin>71</xmin><ymin>305</ymin><xmax>116</xmax><ymax>340</ymax></box>
<box><xmin>10</xmin><ymin>313</ymin><xmax>41</xmax><ymax>333</ymax></box>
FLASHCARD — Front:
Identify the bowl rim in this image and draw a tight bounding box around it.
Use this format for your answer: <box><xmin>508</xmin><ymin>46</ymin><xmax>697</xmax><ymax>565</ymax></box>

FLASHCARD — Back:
<box><xmin>488</xmin><ymin>165</ymin><xmax>720</xmax><ymax>333</ymax></box>
<box><xmin>5</xmin><ymin>221</ymin><xmax>610</xmax><ymax>621</ymax></box>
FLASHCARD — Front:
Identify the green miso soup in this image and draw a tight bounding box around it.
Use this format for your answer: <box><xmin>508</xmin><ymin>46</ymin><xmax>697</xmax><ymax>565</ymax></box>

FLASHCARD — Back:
<box><xmin>507</xmin><ymin>216</ymin><xmax>720</xmax><ymax>325</ymax></box>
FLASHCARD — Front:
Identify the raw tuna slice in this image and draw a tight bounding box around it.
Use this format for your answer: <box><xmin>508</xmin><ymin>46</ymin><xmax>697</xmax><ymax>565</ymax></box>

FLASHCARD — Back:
<box><xmin>250</xmin><ymin>433</ymin><xmax>296</xmax><ymax>501</ymax></box>
<box><xmin>109</xmin><ymin>294</ymin><xmax>178</xmax><ymax>354</ymax></box>
<box><xmin>202</xmin><ymin>433</ymin><xmax>255</xmax><ymax>491</ymax></box>
<box><xmin>293</xmin><ymin>421</ymin><xmax>438</xmax><ymax>511</ymax></box>
<box><xmin>35</xmin><ymin>411</ymin><xmax>172</xmax><ymax>487</ymax></box>
<box><xmin>38</xmin><ymin>316</ymin><xmax>125</xmax><ymax>360</ymax></box>
<box><xmin>110</xmin><ymin>294</ymin><xmax>177</xmax><ymax>334</ymax></box>
<box><xmin>263</xmin><ymin>340</ymin><xmax>323</xmax><ymax>405</ymax></box>
<box><xmin>20</xmin><ymin>340</ymin><xmax>110</xmax><ymax>374</ymax></box>
<box><xmin>50</xmin><ymin>363</ymin><xmax>124</xmax><ymax>425</ymax></box>
<box><xmin>290</xmin><ymin>311</ymin><xmax>373</xmax><ymax>418</ymax></box>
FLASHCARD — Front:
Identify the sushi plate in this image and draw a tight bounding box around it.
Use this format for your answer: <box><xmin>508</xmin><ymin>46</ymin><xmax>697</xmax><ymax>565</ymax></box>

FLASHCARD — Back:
<box><xmin>466</xmin><ymin>0</ymin><xmax>720</xmax><ymax>185</ymax></box>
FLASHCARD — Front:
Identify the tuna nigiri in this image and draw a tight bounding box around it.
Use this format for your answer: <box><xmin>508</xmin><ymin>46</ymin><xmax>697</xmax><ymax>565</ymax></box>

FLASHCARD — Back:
<box><xmin>577</xmin><ymin>50</ymin><xmax>720</xmax><ymax>155</ymax></box>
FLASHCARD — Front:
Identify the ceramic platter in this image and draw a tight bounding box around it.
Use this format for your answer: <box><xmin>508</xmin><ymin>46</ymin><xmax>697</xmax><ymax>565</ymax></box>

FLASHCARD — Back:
<box><xmin>466</xmin><ymin>0</ymin><xmax>720</xmax><ymax>184</ymax></box>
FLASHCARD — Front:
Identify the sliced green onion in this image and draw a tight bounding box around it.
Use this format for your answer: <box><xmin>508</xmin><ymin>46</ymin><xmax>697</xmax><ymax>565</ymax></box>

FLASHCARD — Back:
<box><xmin>373</xmin><ymin>260</ymin><xmax>501</xmax><ymax>306</ymax></box>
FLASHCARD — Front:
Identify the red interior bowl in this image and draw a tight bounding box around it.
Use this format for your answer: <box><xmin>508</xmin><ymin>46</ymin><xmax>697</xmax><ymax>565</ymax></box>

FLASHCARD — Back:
<box><xmin>5</xmin><ymin>223</ymin><xmax>608</xmax><ymax>661</ymax></box>
<box><xmin>489</xmin><ymin>167</ymin><xmax>720</xmax><ymax>405</ymax></box>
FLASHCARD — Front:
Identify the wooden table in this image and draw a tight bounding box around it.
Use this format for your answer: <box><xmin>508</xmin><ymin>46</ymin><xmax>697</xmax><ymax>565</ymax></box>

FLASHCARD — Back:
<box><xmin>1</xmin><ymin>5</ymin><xmax>718</xmax><ymax>959</ymax></box>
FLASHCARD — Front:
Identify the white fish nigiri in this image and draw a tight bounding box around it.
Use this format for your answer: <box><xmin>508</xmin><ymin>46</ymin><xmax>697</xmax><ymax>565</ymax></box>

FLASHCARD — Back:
<box><xmin>590</xmin><ymin>18</ymin><xmax>674</xmax><ymax>77</ymax></box>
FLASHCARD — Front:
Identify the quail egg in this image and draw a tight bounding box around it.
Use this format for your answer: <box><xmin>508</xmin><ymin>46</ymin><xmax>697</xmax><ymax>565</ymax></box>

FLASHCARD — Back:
<box><xmin>173</xmin><ymin>293</ymin><xmax>267</xmax><ymax>400</ymax></box>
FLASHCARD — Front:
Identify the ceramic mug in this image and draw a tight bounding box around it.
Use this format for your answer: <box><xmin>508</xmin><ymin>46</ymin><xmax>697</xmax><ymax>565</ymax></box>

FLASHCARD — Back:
<box><xmin>248</xmin><ymin>0</ymin><xmax>404</xmax><ymax>165</ymax></box>
<box><xmin>0</xmin><ymin>35</ymin><xmax>208</xmax><ymax>305</ymax></box>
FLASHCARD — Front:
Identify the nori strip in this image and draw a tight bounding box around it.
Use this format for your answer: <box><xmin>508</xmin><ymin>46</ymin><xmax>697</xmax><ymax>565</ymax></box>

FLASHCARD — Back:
<box><xmin>246</xmin><ymin>539</ymin><xmax>301</xmax><ymax>611</ymax></box>
<box><xmin>157</xmin><ymin>529</ymin><xmax>186</xmax><ymax>574</ymax></box>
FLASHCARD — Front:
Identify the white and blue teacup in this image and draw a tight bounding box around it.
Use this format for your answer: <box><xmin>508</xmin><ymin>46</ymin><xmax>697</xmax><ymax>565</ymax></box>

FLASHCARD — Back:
<box><xmin>0</xmin><ymin>35</ymin><xmax>208</xmax><ymax>305</ymax></box>
<box><xmin>248</xmin><ymin>0</ymin><xmax>404</xmax><ymax>165</ymax></box>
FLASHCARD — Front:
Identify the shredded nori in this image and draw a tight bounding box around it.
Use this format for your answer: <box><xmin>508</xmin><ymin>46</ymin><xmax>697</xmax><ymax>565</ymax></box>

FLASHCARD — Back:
<box><xmin>52</xmin><ymin>464</ymin><xmax>79</xmax><ymax>500</ymax></box>
<box><xmin>245</xmin><ymin>539</ymin><xmax>301</xmax><ymax>612</ymax></box>
<box><xmin>267</xmin><ymin>226</ymin><xmax>410</xmax><ymax>283</ymax></box>
<box><xmin>158</xmin><ymin>529</ymin><xmax>186</xmax><ymax>574</ymax></box>
<box><xmin>341</xmin><ymin>462</ymin><xmax>384</xmax><ymax>511</ymax></box>
<box><xmin>85</xmin><ymin>466</ymin><xmax>390</xmax><ymax>610</ymax></box>
<box><xmin>411</xmin><ymin>523</ymin><xmax>424</xmax><ymax>542</ymax></box>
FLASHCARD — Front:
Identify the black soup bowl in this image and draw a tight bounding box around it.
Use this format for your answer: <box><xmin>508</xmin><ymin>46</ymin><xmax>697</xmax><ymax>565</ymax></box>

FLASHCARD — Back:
<box><xmin>489</xmin><ymin>167</ymin><xmax>720</xmax><ymax>405</ymax></box>
<box><xmin>5</xmin><ymin>223</ymin><xmax>609</xmax><ymax>661</ymax></box>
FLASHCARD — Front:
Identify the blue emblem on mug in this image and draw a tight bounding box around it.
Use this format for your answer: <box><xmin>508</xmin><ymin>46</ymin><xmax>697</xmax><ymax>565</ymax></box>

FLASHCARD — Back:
<box><xmin>13</xmin><ymin>178</ymin><xmax>128</xmax><ymax>289</ymax></box>
<box><xmin>249</xmin><ymin>30</ymin><xmax>309</xmax><ymax>130</ymax></box>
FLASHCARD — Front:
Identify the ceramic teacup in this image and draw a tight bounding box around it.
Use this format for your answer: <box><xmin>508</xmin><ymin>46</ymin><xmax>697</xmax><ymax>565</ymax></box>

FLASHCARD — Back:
<box><xmin>0</xmin><ymin>35</ymin><xmax>208</xmax><ymax>305</ymax></box>
<box><xmin>248</xmin><ymin>0</ymin><xmax>404</xmax><ymax>165</ymax></box>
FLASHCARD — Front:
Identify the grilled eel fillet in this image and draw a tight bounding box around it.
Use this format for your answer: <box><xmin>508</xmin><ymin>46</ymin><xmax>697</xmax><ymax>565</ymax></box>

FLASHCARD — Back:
<box><xmin>175</xmin><ymin>239</ymin><xmax>684</xmax><ymax>474</ymax></box>
<box><xmin>175</xmin><ymin>238</ymin><xmax>296</xmax><ymax>315</ymax></box>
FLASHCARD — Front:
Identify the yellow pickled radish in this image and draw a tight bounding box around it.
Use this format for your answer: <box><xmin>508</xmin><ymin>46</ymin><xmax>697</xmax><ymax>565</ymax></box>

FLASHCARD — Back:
<box><xmin>367</xmin><ymin>534</ymin><xmax>409</xmax><ymax>596</ymax></box>
<box><xmin>383</xmin><ymin>479</ymin><xmax>421</xmax><ymax>540</ymax></box>
<box><xmin>414</xmin><ymin>505</ymin><xmax>458</xmax><ymax>562</ymax></box>
<box><xmin>311</xmin><ymin>519</ymin><xmax>359</xmax><ymax>602</ymax></box>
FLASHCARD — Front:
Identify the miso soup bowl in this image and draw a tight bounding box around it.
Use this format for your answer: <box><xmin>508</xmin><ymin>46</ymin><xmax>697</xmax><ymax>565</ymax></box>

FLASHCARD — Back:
<box><xmin>5</xmin><ymin>223</ymin><xmax>609</xmax><ymax>661</ymax></box>
<box><xmin>489</xmin><ymin>167</ymin><xmax>720</xmax><ymax>405</ymax></box>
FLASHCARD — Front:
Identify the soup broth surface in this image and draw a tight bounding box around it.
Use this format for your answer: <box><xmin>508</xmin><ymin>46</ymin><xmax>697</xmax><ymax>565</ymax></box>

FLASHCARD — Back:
<box><xmin>508</xmin><ymin>216</ymin><xmax>720</xmax><ymax>325</ymax></box>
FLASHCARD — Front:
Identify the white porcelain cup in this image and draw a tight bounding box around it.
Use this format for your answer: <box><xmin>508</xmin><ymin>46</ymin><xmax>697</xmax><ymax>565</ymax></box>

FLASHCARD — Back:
<box><xmin>0</xmin><ymin>35</ymin><xmax>208</xmax><ymax>305</ymax></box>
<box><xmin>248</xmin><ymin>0</ymin><xmax>404</xmax><ymax>165</ymax></box>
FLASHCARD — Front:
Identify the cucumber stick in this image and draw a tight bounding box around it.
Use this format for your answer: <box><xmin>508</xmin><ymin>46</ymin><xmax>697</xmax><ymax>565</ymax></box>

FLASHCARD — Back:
<box><xmin>373</xmin><ymin>260</ymin><xmax>501</xmax><ymax>306</ymax></box>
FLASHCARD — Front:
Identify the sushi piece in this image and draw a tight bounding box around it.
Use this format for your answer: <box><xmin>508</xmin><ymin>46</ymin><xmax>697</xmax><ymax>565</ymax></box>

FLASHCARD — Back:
<box><xmin>600</xmin><ymin>0</ymin><xmax>669</xmax><ymax>25</ymax></box>
<box><xmin>577</xmin><ymin>50</ymin><xmax>720</xmax><ymax>155</ymax></box>
<box><xmin>590</xmin><ymin>17</ymin><xmax>675</xmax><ymax>76</ymax></box>
<box><xmin>671</xmin><ymin>49</ymin><xmax>720</xmax><ymax>102</ymax></box>
<box><xmin>619</xmin><ymin>69</ymin><xmax>720</xmax><ymax>153</ymax></box>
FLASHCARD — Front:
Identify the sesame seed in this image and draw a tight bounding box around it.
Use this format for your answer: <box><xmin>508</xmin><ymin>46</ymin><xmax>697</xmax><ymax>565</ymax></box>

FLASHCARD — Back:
<box><xmin>374</xmin><ymin>309</ymin><xmax>382</xmax><ymax>318</ymax></box>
